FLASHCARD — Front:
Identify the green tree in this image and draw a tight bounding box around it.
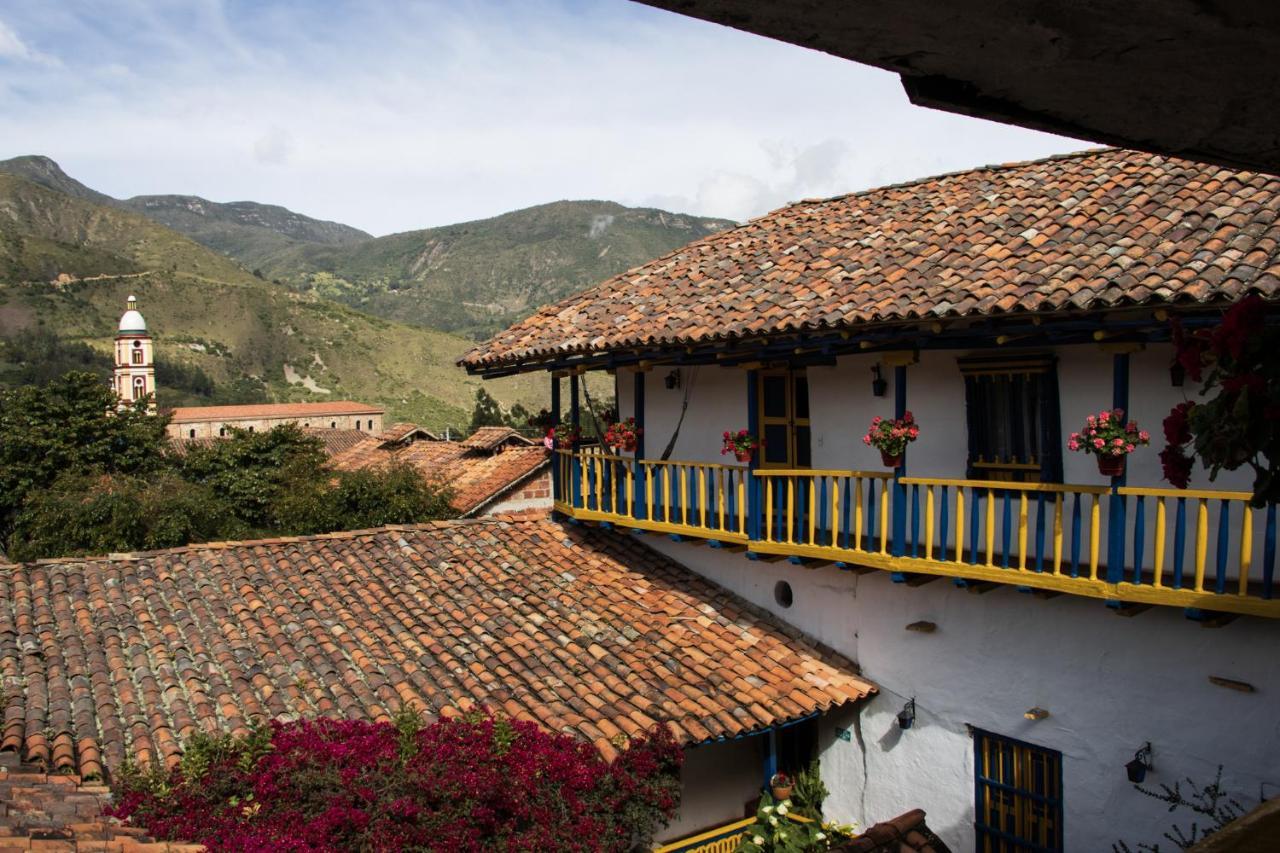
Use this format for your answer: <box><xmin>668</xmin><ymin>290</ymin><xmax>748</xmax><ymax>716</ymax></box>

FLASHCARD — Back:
<box><xmin>8</xmin><ymin>470</ymin><xmax>235</xmax><ymax>561</ymax></box>
<box><xmin>178</xmin><ymin>424</ymin><xmax>326</xmax><ymax>531</ymax></box>
<box><xmin>273</xmin><ymin>463</ymin><xmax>455</xmax><ymax>535</ymax></box>
<box><xmin>468</xmin><ymin>387</ymin><xmax>509</xmax><ymax>433</ymax></box>
<box><xmin>0</xmin><ymin>371</ymin><xmax>169</xmax><ymax>538</ymax></box>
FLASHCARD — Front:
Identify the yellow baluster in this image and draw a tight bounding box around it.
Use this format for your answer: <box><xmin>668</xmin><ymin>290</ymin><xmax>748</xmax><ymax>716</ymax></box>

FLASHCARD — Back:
<box><xmin>625</xmin><ymin>462</ymin><xmax>634</xmax><ymax>518</ymax></box>
<box><xmin>594</xmin><ymin>458</ymin><xmax>603</xmax><ymax>511</ymax></box>
<box><xmin>985</xmin><ymin>488</ymin><xmax>996</xmax><ymax>567</ymax></box>
<box><xmin>737</xmin><ymin>475</ymin><xmax>746</xmax><ymax>535</ymax></box>
<box><xmin>831</xmin><ymin>478</ymin><xmax>840</xmax><ymax>548</ymax></box>
<box><xmin>663</xmin><ymin>467</ymin><xmax>672</xmax><ymax>524</ymax></box>
<box><xmin>1052</xmin><ymin>493</ymin><xmax>1063</xmax><ymax>575</ymax></box>
<box><xmin>854</xmin><ymin>478</ymin><xmax>865</xmax><ymax>552</ymax></box>
<box><xmin>765</xmin><ymin>478</ymin><xmax>774</xmax><ymax>543</ymax></box>
<box><xmin>808</xmin><ymin>478</ymin><xmax>817</xmax><ymax>545</ymax></box>
<box><xmin>787</xmin><ymin>477</ymin><xmax>796</xmax><ymax>544</ymax></box>
<box><xmin>924</xmin><ymin>486</ymin><xmax>935</xmax><ymax>561</ymax></box>
<box><xmin>679</xmin><ymin>467</ymin><xmax>689</xmax><ymax>526</ymax></box>
<box><xmin>645</xmin><ymin>463</ymin><xmax>654</xmax><ymax>520</ymax></box>
<box><xmin>716</xmin><ymin>470</ymin><xmax>725</xmax><ymax>533</ymax></box>
<box><xmin>955</xmin><ymin>488</ymin><xmax>965</xmax><ymax>563</ymax></box>
<box><xmin>1017</xmin><ymin>492</ymin><xmax>1028</xmax><ymax>571</ymax></box>
<box><xmin>1239</xmin><ymin>505</ymin><xmax>1253</xmax><ymax>596</ymax></box>
<box><xmin>879</xmin><ymin>478</ymin><xmax>889</xmax><ymax>554</ymax></box>
<box><xmin>698</xmin><ymin>467</ymin><xmax>707</xmax><ymax>530</ymax></box>
<box><xmin>1089</xmin><ymin>494</ymin><xmax>1101</xmax><ymax>581</ymax></box>
<box><xmin>1194</xmin><ymin>498</ymin><xmax>1208</xmax><ymax>592</ymax></box>
<box><xmin>1152</xmin><ymin>497</ymin><xmax>1165</xmax><ymax>588</ymax></box>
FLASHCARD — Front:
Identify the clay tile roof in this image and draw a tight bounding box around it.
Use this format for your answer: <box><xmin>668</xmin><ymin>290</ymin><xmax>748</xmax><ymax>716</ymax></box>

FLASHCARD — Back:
<box><xmin>461</xmin><ymin>148</ymin><xmax>1280</xmax><ymax>371</ymax></box>
<box><xmin>834</xmin><ymin>810</ymin><xmax>952</xmax><ymax>852</ymax></box>
<box><xmin>329</xmin><ymin>438</ymin><xmax>550</xmax><ymax>515</ymax></box>
<box><xmin>170</xmin><ymin>429</ymin><xmax>367</xmax><ymax>458</ymax></box>
<box><xmin>378</xmin><ymin>422</ymin><xmax>439</xmax><ymax>444</ymax></box>
<box><xmin>0</xmin><ymin>517</ymin><xmax>874</xmax><ymax>779</ymax></box>
<box><xmin>460</xmin><ymin>426</ymin><xmax>535</xmax><ymax>450</ymax></box>
<box><xmin>168</xmin><ymin>401</ymin><xmax>384</xmax><ymax>423</ymax></box>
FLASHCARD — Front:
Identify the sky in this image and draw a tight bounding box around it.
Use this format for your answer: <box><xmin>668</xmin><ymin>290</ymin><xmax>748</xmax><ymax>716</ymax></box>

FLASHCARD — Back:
<box><xmin>0</xmin><ymin>0</ymin><xmax>1087</xmax><ymax>236</ymax></box>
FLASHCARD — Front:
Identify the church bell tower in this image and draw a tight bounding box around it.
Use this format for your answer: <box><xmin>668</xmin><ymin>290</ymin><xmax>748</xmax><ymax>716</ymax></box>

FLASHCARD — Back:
<box><xmin>114</xmin><ymin>295</ymin><xmax>156</xmax><ymax>412</ymax></box>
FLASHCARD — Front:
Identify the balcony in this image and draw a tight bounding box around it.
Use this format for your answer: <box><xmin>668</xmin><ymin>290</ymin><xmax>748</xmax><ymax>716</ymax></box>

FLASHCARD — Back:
<box><xmin>555</xmin><ymin>449</ymin><xmax>1280</xmax><ymax>619</ymax></box>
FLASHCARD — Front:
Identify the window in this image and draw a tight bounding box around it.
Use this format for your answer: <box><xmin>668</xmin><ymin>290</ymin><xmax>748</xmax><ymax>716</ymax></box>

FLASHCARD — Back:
<box><xmin>757</xmin><ymin>369</ymin><xmax>810</xmax><ymax>468</ymax></box>
<box><xmin>132</xmin><ymin>376</ymin><xmax>146</xmax><ymax>400</ymax></box>
<box><xmin>331</xmin><ymin>421</ymin><xmax>337</xmax><ymax>429</ymax></box>
<box><xmin>219</xmin><ymin>427</ymin><xmax>226</xmax><ymax>437</ymax></box>
<box><xmin>368</xmin><ymin>419</ymin><xmax>374</xmax><ymax>430</ymax></box>
<box><xmin>189</xmin><ymin>429</ymin><xmax>196</xmax><ymax>438</ymax></box>
<box><xmin>132</xmin><ymin>349</ymin><xmax>144</xmax><ymax>365</ymax></box>
<box><xmin>974</xmin><ymin>729</ymin><xmax>1063</xmax><ymax>852</ymax></box>
<box><xmin>773</xmin><ymin>581</ymin><xmax>793</xmax><ymax>608</ymax></box>
<box><xmin>356</xmin><ymin>421</ymin><xmax>361</xmax><ymax>430</ymax></box>
<box><xmin>959</xmin><ymin>355</ymin><xmax>1062</xmax><ymax>483</ymax></box>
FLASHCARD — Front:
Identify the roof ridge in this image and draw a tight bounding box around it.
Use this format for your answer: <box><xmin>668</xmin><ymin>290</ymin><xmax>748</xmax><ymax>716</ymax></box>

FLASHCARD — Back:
<box><xmin>19</xmin><ymin>515</ymin><xmax>546</xmax><ymax>566</ymax></box>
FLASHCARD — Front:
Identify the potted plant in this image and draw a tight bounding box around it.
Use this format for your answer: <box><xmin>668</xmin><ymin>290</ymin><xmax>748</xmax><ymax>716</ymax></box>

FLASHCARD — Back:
<box><xmin>603</xmin><ymin>417</ymin><xmax>642</xmax><ymax>453</ymax></box>
<box><xmin>1068</xmin><ymin>408</ymin><xmax>1150</xmax><ymax>477</ymax></box>
<box><xmin>545</xmin><ymin>422</ymin><xmax>583</xmax><ymax>450</ymax></box>
<box><xmin>721</xmin><ymin>430</ymin><xmax>761</xmax><ymax>463</ymax></box>
<box><xmin>770</xmin><ymin>771</ymin><xmax>794</xmax><ymax>802</ymax></box>
<box><xmin>862</xmin><ymin>412</ymin><xmax>919</xmax><ymax>468</ymax></box>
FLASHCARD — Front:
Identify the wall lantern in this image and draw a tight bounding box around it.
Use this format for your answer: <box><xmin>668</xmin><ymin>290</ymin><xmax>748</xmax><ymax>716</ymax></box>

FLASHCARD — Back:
<box><xmin>871</xmin><ymin>364</ymin><xmax>888</xmax><ymax>397</ymax></box>
<box><xmin>1169</xmin><ymin>361</ymin><xmax>1186</xmax><ymax>387</ymax></box>
<box><xmin>1126</xmin><ymin>742</ymin><xmax>1153</xmax><ymax>784</ymax></box>
<box><xmin>896</xmin><ymin>698</ymin><xmax>916</xmax><ymax>730</ymax></box>
<box><xmin>664</xmin><ymin>369</ymin><xmax>681</xmax><ymax>391</ymax></box>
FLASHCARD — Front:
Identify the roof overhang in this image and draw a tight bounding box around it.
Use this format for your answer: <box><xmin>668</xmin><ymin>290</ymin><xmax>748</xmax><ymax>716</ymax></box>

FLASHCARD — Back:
<box><xmin>635</xmin><ymin>0</ymin><xmax>1280</xmax><ymax>176</ymax></box>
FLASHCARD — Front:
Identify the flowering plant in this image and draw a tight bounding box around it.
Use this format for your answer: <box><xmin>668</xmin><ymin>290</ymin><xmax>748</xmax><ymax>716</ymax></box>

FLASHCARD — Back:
<box><xmin>736</xmin><ymin>791</ymin><xmax>857</xmax><ymax>853</ymax></box>
<box><xmin>1067</xmin><ymin>409</ymin><xmax>1150</xmax><ymax>458</ymax></box>
<box><xmin>1163</xmin><ymin>295</ymin><xmax>1279</xmax><ymax>505</ymax></box>
<box><xmin>545</xmin><ymin>422</ymin><xmax>582</xmax><ymax>449</ymax></box>
<box><xmin>861</xmin><ymin>412</ymin><xmax>919</xmax><ymax>457</ymax></box>
<box><xmin>107</xmin><ymin>710</ymin><xmax>683</xmax><ymax>852</ymax></box>
<box><xmin>722</xmin><ymin>430</ymin><xmax>761</xmax><ymax>460</ymax></box>
<box><xmin>603</xmin><ymin>417</ymin><xmax>642</xmax><ymax>453</ymax></box>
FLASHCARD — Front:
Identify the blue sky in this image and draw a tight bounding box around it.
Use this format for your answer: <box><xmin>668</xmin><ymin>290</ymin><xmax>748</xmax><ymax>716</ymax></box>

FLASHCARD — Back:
<box><xmin>0</xmin><ymin>0</ymin><xmax>1085</xmax><ymax>235</ymax></box>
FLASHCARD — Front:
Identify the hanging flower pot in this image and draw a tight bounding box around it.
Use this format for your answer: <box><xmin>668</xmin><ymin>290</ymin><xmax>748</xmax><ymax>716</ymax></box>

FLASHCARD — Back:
<box><xmin>769</xmin><ymin>772</ymin><xmax>794</xmax><ymax>802</ymax></box>
<box><xmin>603</xmin><ymin>417</ymin><xmax>641</xmax><ymax>454</ymax></box>
<box><xmin>721</xmin><ymin>429</ymin><xmax>761</xmax><ymax>465</ymax></box>
<box><xmin>880</xmin><ymin>450</ymin><xmax>903</xmax><ymax>469</ymax></box>
<box><xmin>1066</xmin><ymin>408</ymin><xmax>1149</xmax><ymax>479</ymax></box>
<box><xmin>1096</xmin><ymin>453</ymin><xmax>1126</xmax><ymax>478</ymax></box>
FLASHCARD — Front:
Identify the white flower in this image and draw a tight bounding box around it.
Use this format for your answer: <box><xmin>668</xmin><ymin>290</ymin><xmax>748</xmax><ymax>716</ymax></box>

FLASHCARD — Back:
<box><xmin>752</xmin><ymin>836</ymin><xmax>764</xmax><ymax>845</ymax></box>
<box><xmin>762</xmin><ymin>805</ymin><xmax>773</xmax><ymax>814</ymax></box>
<box><xmin>769</xmin><ymin>817</ymin><xmax>778</xmax><ymax>826</ymax></box>
<box><xmin>777</xmin><ymin>802</ymin><xmax>789</xmax><ymax>815</ymax></box>
<box><xmin>816</xmin><ymin>832</ymin><xmax>826</xmax><ymax>841</ymax></box>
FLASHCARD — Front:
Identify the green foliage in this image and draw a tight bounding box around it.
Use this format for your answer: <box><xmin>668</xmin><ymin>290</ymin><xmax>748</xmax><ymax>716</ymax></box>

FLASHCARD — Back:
<box><xmin>791</xmin><ymin>761</ymin><xmax>829</xmax><ymax>821</ymax></box>
<box><xmin>0</xmin><ymin>371</ymin><xmax>169</xmax><ymax>538</ymax></box>
<box><xmin>468</xmin><ymin>387</ymin><xmax>512</xmax><ymax>433</ymax></box>
<box><xmin>179</xmin><ymin>424</ymin><xmax>326</xmax><ymax>530</ymax></box>
<box><xmin>736</xmin><ymin>792</ymin><xmax>857</xmax><ymax>853</ymax></box>
<box><xmin>9</xmin><ymin>470</ymin><xmax>236</xmax><ymax>561</ymax></box>
<box><xmin>0</xmin><ymin>328</ymin><xmax>110</xmax><ymax>385</ymax></box>
<box><xmin>273</xmin><ymin>463</ymin><xmax>454</xmax><ymax>535</ymax></box>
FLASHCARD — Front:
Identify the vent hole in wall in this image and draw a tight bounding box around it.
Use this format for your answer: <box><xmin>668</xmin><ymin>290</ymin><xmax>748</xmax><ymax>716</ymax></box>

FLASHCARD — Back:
<box><xmin>774</xmin><ymin>580</ymin><xmax>794</xmax><ymax>608</ymax></box>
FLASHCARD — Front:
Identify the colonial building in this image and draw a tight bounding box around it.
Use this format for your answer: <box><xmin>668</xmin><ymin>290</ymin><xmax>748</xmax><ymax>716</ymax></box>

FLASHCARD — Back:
<box><xmin>462</xmin><ymin>148</ymin><xmax>1280</xmax><ymax>851</ymax></box>
<box><xmin>165</xmin><ymin>400</ymin><xmax>385</xmax><ymax>439</ymax></box>
<box><xmin>112</xmin><ymin>296</ymin><xmax>155</xmax><ymax>413</ymax></box>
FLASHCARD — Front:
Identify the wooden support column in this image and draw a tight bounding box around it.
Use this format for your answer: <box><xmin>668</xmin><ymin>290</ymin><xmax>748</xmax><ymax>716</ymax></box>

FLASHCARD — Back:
<box><xmin>570</xmin><ymin>373</ymin><xmax>582</xmax><ymax>509</ymax></box>
<box><xmin>550</xmin><ymin>374</ymin><xmax>561</xmax><ymax>503</ymax></box>
<box><xmin>746</xmin><ymin>369</ymin><xmax>761</xmax><ymax>542</ymax></box>
<box><xmin>892</xmin><ymin>363</ymin><xmax>909</xmax><ymax>557</ymax></box>
<box><xmin>1107</xmin><ymin>351</ymin><xmax>1131</xmax><ymax>583</ymax></box>
<box><xmin>634</xmin><ymin>370</ymin><xmax>647</xmax><ymax>520</ymax></box>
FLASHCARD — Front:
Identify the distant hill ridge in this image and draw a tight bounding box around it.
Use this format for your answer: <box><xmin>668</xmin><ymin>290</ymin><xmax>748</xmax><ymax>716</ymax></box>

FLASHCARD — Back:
<box><xmin>0</xmin><ymin>154</ymin><xmax>736</xmax><ymax>340</ymax></box>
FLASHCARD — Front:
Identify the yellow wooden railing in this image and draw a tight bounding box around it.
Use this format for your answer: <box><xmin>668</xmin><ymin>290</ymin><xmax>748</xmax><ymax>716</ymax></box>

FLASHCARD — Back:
<box><xmin>653</xmin><ymin>813</ymin><xmax>817</xmax><ymax>852</ymax></box>
<box><xmin>553</xmin><ymin>452</ymin><xmax>1280</xmax><ymax>617</ymax></box>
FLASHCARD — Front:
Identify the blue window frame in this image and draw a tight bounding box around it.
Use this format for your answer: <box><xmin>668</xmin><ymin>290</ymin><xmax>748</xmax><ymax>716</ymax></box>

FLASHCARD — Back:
<box><xmin>959</xmin><ymin>354</ymin><xmax>1062</xmax><ymax>483</ymax></box>
<box><xmin>973</xmin><ymin>729</ymin><xmax>1063</xmax><ymax>852</ymax></box>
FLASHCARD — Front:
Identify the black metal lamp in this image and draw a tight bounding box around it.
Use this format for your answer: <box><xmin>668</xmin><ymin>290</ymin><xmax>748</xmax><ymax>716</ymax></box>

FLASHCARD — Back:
<box><xmin>1126</xmin><ymin>742</ymin><xmax>1153</xmax><ymax>783</ymax></box>
<box><xmin>1169</xmin><ymin>361</ymin><xmax>1185</xmax><ymax>387</ymax></box>
<box><xmin>664</xmin><ymin>369</ymin><xmax>681</xmax><ymax>390</ymax></box>
<box><xmin>871</xmin><ymin>364</ymin><xmax>887</xmax><ymax>397</ymax></box>
<box><xmin>897</xmin><ymin>698</ymin><xmax>916</xmax><ymax>730</ymax></box>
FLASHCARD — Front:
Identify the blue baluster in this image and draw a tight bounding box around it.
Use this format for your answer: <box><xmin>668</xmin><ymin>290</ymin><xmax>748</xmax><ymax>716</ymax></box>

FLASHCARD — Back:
<box><xmin>796</xmin><ymin>476</ymin><xmax>808</xmax><ymax>543</ymax></box>
<box><xmin>819</xmin><ymin>477</ymin><xmax>829</xmax><ymax>545</ymax></box>
<box><xmin>1034</xmin><ymin>493</ymin><xmax>1046</xmax><ymax>573</ymax></box>
<box><xmin>1132</xmin><ymin>497</ymin><xmax>1146</xmax><ymax>585</ymax></box>
<box><xmin>868</xmin><ymin>481</ymin><xmax>878</xmax><ymax>552</ymax></box>
<box><xmin>969</xmin><ymin>488</ymin><xmax>981</xmax><ymax>565</ymax></box>
<box><xmin>1070</xmin><ymin>494</ymin><xmax>1082</xmax><ymax>578</ymax></box>
<box><xmin>842</xmin><ymin>478</ymin><xmax>853</xmax><ymax>550</ymax></box>
<box><xmin>1264</xmin><ymin>504</ymin><xmax>1277</xmax><ymax>599</ymax></box>
<box><xmin>1172</xmin><ymin>497</ymin><xmax>1187</xmax><ymax>589</ymax></box>
<box><xmin>1216</xmin><ymin>500</ymin><xmax>1230</xmax><ymax>594</ymax></box>
<box><xmin>1001</xmin><ymin>490</ymin><xmax>1012</xmax><ymax>570</ymax></box>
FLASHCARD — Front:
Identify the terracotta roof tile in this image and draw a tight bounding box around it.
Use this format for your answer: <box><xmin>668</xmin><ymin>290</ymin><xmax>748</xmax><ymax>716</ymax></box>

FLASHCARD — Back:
<box><xmin>462</xmin><ymin>148</ymin><xmax>1280</xmax><ymax>370</ymax></box>
<box><xmin>168</xmin><ymin>401</ymin><xmax>384</xmax><ymax>423</ymax></box>
<box><xmin>834</xmin><ymin>809</ymin><xmax>952</xmax><ymax>852</ymax></box>
<box><xmin>460</xmin><ymin>426</ymin><xmax>535</xmax><ymax>451</ymax></box>
<box><xmin>169</xmin><ymin>429</ymin><xmax>369</xmax><ymax>458</ymax></box>
<box><xmin>0</xmin><ymin>518</ymin><xmax>874</xmax><ymax>779</ymax></box>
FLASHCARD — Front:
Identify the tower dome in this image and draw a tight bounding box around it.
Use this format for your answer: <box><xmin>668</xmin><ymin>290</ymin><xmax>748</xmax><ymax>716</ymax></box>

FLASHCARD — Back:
<box><xmin>118</xmin><ymin>295</ymin><xmax>147</xmax><ymax>333</ymax></box>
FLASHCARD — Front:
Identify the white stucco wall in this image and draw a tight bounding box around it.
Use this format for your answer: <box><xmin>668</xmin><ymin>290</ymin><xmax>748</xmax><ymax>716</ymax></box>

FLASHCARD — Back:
<box><xmin>646</xmin><ymin>538</ymin><xmax>1280</xmax><ymax>851</ymax></box>
<box><xmin>658</xmin><ymin>736</ymin><xmax>763</xmax><ymax>842</ymax></box>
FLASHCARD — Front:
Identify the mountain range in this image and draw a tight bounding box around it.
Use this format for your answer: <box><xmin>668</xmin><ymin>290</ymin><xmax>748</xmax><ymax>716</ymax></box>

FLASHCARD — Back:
<box><xmin>0</xmin><ymin>155</ymin><xmax>734</xmax><ymax>340</ymax></box>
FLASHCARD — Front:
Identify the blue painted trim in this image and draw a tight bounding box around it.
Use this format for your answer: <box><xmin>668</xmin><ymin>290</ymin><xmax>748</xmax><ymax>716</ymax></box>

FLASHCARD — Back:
<box><xmin>1173</xmin><ymin>498</ymin><xmax>1187</xmax><ymax>588</ymax></box>
<box><xmin>549</xmin><ymin>376</ymin><xmax>561</xmax><ymax>502</ymax></box>
<box><xmin>891</xmin><ymin>572</ymin><xmax>908</xmax><ymax>583</ymax></box>
<box><xmin>1069</xmin><ymin>494</ymin><xmax>1082</xmax><ymax>577</ymax></box>
<box><xmin>634</xmin><ymin>371</ymin><xmax>647</xmax><ymax>520</ymax></box>
<box><xmin>939</xmin><ymin>485</ymin><xmax>950</xmax><ymax>560</ymax></box>
<box><xmin>747</xmin><ymin>369</ymin><xmax>761</xmax><ymax>541</ymax></box>
<box><xmin>1001</xmin><ymin>490</ymin><xmax>1012</xmax><ymax>570</ymax></box>
<box><xmin>1034</xmin><ymin>493</ymin><xmax>1046</xmax><ymax>573</ymax></box>
<box><xmin>1264</xmin><ymin>504</ymin><xmax>1277</xmax><ymax>599</ymax></box>
<box><xmin>891</xmin><ymin>365</ymin><xmax>908</xmax><ymax>557</ymax></box>
<box><xmin>1132</xmin><ymin>497</ymin><xmax>1146</xmax><ymax>584</ymax></box>
<box><xmin>762</xmin><ymin>729</ymin><xmax>777</xmax><ymax>789</ymax></box>
<box><xmin>969</xmin><ymin>488</ymin><xmax>982</xmax><ymax>565</ymax></box>
<box><xmin>1216</xmin><ymin>500</ymin><xmax>1230</xmax><ymax>594</ymax></box>
<box><xmin>1106</xmin><ymin>353</ymin><xmax>1130</xmax><ymax>582</ymax></box>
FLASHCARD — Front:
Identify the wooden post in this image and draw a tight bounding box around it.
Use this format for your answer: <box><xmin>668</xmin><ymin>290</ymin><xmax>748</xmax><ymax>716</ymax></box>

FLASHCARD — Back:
<box><xmin>747</xmin><ymin>369</ymin><xmax>761</xmax><ymax>542</ymax></box>
<box><xmin>550</xmin><ymin>374</ymin><xmax>561</xmax><ymax>503</ymax></box>
<box><xmin>570</xmin><ymin>373</ymin><xmax>581</xmax><ymax>509</ymax></box>
<box><xmin>892</xmin><ymin>364</ymin><xmax>908</xmax><ymax>557</ymax></box>
<box><xmin>1107</xmin><ymin>352</ymin><xmax>1129</xmax><ymax>583</ymax></box>
<box><xmin>634</xmin><ymin>370</ymin><xmax>646</xmax><ymax>520</ymax></box>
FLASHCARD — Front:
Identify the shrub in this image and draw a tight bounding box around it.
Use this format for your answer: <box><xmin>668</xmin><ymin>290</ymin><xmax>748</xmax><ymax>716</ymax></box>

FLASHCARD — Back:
<box><xmin>108</xmin><ymin>712</ymin><xmax>682</xmax><ymax>853</ymax></box>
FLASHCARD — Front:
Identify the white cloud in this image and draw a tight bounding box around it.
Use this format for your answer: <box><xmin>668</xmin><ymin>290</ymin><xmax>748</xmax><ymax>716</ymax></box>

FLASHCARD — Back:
<box><xmin>0</xmin><ymin>1</ymin><xmax>1086</xmax><ymax>235</ymax></box>
<box><xmin>0</xmin><ymin>17</ymin><xmax>57</xmax><ymax>65</ymax></box>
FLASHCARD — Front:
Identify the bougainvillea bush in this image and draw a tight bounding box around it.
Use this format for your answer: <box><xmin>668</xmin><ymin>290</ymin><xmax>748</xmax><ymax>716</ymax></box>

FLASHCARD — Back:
<box><xmin>107</xmin><ymin>711</ymin><xmax>682</xmax><ymax>852</ymax></box>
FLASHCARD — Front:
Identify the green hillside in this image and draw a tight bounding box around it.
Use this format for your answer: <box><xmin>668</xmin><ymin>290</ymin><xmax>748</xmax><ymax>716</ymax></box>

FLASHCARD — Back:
<box><xmin>263</xmin><ymin>200</ymin><xmax>736</xmax><ymax>339</ymax></box>
<box><xmin>0</xmin><ymin>174</ymin><xmax>544</xmax><ymax>430</ymax></box>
